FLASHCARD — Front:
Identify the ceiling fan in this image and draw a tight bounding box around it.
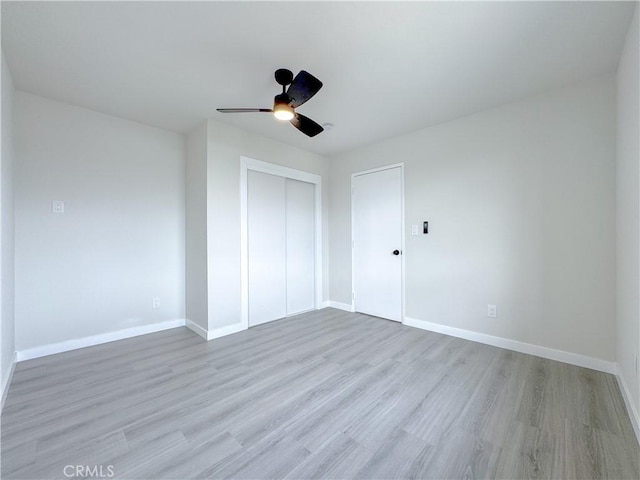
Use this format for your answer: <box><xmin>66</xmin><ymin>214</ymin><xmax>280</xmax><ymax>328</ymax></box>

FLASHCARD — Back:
<box><xmin>217</xmin><ymin>68</ymin><xmax>324</xmax><ymax>137</ymax></box>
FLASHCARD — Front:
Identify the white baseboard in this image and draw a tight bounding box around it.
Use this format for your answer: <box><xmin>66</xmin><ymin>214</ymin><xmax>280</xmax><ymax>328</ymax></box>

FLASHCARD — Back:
<box><xmin>186</xmin><ymin>320</ymin><xmax>209</xmax><ymax>340</ymax></box>
<box><xmin>402</xmin><ymin>316</ymin><xmax>617</xmax><ymax>374</ymax></box>
<box><xmin>615</xmin><ymin>364</ymin><xmax>640</xmax><ymax>445</ymax></box>
<box><xmin>326</xmin><ymin>301</ymin><xmax>355</xmax><ymax>312</ymax></box>
<box><xmin>186</xmin><ymin>320</ymin><xmax>246</xmax><ymax>341</ymax></box>
<box><xmin>208</xmin><ymin>323</ymin><xmax>246</xmax><ymax>340</ymax></box>
<box><xmin>1</xmin><ymin>351</ymin><xmax>17</xmax><ymax>411</ymax></box>
<box><xmin>16</xmin><ymin>319</ymin><xmax>186</xmax><ymax>362</ymax></box>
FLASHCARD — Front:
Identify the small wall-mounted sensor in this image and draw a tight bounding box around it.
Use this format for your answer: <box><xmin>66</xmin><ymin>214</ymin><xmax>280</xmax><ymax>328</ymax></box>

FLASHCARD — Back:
<box><xmin>412</xmin><ymin>222</ymin><xmax>429</xmax><ymax>235</ymax></box>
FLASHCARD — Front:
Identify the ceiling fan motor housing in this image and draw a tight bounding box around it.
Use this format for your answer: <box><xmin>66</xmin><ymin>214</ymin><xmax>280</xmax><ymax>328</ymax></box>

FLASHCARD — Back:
<box><xmin>274</xmin><ymin>93</ymin><xmax>291</xmax><ymax>106</ymax></box>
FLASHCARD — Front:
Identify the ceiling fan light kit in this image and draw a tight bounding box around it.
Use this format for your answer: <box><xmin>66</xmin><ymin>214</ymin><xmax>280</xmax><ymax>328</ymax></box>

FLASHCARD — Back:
<box><xmin>273</xmin><ymin>95</ymin><xmax>294</xmax><ymax>121</ymax></box>
<box><xmin>217</xmin><ymin>68</ymin><xmax>324</xmax><ymax>137</ymax></box>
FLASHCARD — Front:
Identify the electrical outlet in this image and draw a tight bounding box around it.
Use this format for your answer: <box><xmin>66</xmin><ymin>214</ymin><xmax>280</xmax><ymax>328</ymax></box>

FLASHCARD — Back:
<box><xmin>52</xmin><ymin>200</ymin><xmax>65</xmax><ymax>214</ymax></box>
<box><xmin>152</xmin><ymin>297</ymin><xmax>160</xmax><ymax>309</ymax></box>
<box><xmin>487</xmin><ymin>304</ymin><xmax>497</xmax><ymax>318</ymax></box>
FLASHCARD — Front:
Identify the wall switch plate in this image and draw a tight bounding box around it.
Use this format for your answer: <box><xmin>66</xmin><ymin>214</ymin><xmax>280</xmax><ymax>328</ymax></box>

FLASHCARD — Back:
<box><xmin>52</xmin><ymin>200</ymin><xmax>65</xmax><ymax>214</ymax></box>
<box><xmin>487</xmin><ymin>304</ymin><xmax>497</xmax><ymax>318</ymax></box>
<box><xmin>152</xmin><ymin>297</ymin><xmax>160</xmax><ymax>309</ymax></box>
<box><xmin>411</xmin><ymin>224</ymin><xmax>419</xmax><ymax>235</ymax></box>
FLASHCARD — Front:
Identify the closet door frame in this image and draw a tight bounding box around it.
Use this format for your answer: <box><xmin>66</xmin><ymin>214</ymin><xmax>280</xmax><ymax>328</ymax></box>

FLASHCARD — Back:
<box><xmin>240</xmin><ymin>156</ymin><xmax>323</xmax><ymax>330</ymax></box>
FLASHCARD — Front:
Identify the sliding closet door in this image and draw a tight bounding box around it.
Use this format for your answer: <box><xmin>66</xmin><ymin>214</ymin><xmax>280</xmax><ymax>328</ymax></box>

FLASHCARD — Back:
<box><xmin>286</xmin><ymin>179</ymin><xmax>315</xmax><ymax>315</ymax></box>
<box><xmin>247</xmin><ymin>171</ymin><xmax>287</xmax><ymax>326</ymax></box>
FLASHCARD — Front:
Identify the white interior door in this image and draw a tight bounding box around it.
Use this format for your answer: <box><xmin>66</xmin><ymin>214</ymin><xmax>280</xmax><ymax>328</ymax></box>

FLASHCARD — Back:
<box><xmin>286</xmin><ymin>179</ymin><xmax>315</xmax><ymax>315</ymax></box>
<box><xmin>352</xmin><ymin>166</ymin><xmax>403</xmax><ymax>321</ymax></box>
<box><xmin>248</xmin><ymin>171</ymin><xmax>287</xmax><ymax>326</ymax></box>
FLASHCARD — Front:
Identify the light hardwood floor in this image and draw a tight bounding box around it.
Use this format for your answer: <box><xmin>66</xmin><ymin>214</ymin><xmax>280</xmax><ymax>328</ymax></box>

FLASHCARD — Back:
<box><xmin>2</xmin><ymin>308</ymin><xmax>639</xmax><ymax>479</ymax></box>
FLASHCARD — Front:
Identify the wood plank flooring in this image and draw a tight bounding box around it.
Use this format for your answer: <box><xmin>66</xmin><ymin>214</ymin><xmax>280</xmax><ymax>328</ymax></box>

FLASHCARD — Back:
<box><xmin>2</xmin><ymin>308</ymin><xmax>638</xmax><ymax>479</ymax></box>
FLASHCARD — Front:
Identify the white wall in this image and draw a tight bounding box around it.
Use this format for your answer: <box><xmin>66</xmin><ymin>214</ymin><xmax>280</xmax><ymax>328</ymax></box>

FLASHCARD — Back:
<box><xmin>14</xmin><ymin>92</ymin><xmax>186</xmax><ymax>351</ymax></box>
<box><xmin>616</xmin><ymin>5</ymin><xmax>640</xmax><ymax>421</ymax></box>
<box><xmin>185</xmin><ymin>123</ymin><xmax>208</xmax><ymax>331</ymax></box>
<box><xmin>1</xmin><ymin>51</ymin><xmax>16</xmax><ymax>399</ymax></box>
<box><xmin>329</xmin><ymin>75</ymin><xmax>616</xmax><ymax>362</ymax></box>
<box><xmin>205</xmin><ymin>119</ymin><xmax>330</xmax><ymax>330</ymax></box>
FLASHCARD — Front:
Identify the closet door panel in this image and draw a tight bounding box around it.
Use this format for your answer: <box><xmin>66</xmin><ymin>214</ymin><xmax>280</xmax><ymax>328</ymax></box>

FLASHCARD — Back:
<box><xmin>286</xmin><ymin>179</ymin><xmax>315</xmax><ymax>315</ymax></box>
<box><xmin>248</xmin><ymin>171</ymin><xmax>287</xmax><ymax>326</ymax></box>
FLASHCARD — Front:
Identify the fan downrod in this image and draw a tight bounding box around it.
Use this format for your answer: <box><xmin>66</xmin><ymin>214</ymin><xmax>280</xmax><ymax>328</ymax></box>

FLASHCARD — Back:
<box><xmin>275</xmin><ymin>69</ymin><xmax>294</xmax><ymax>87</ymax></box>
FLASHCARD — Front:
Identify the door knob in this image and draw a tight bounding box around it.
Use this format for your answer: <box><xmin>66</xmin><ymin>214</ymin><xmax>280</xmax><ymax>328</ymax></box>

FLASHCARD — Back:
<box><xmin>392</xmin><ymin>250</ymin><xmax>400</xmax><ymax>256</ymax></box>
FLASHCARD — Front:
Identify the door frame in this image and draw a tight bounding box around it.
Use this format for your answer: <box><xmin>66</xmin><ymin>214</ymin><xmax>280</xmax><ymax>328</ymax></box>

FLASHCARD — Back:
<box><xmin>240</xmin><ymin>156</ymin><xmax>323</xmax><ymax>330</ymax></box>
<box><xmin>351</xmin><ymin>163</ymin><xmax>405</xmax><ymax>323</ymax></box>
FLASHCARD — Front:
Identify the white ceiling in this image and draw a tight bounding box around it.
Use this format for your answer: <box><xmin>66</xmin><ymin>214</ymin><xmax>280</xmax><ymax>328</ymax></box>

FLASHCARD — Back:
<box><xmin>2</xmin><ymin>1</ymin><xmax>635</xmax><ymax>155</ymax></box>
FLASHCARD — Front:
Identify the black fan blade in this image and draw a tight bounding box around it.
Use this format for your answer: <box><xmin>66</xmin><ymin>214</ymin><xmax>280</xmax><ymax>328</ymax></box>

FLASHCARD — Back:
<box><xmin>290</xmin><ymin>113</ymin><xmax>324</xmax><ymax>137</ymax></box>
<box><xmin>286</xmin><ymin>71</ymin><xmax>323</xmax><ymax>108</ymax></box>
<box><xmin>217</xmin><ymin>108</ymin><xmax>272</xmax><ymax>113</ymax></box>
